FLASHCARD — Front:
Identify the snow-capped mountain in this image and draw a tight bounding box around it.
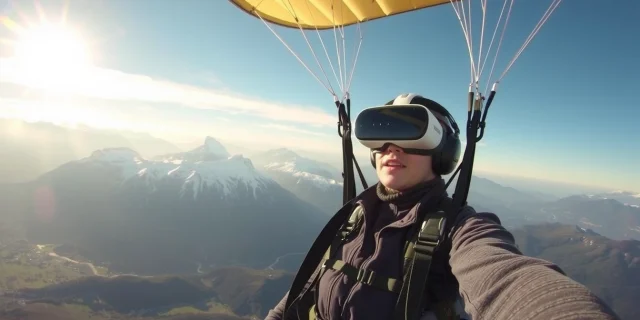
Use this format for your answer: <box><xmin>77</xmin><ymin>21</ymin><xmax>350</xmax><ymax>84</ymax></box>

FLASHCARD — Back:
<box><xmin>190</xmin><ymin>136</ymin><xmax>231</xmax><ymax>157</ymax></box>
<box><xmin>253</xmin><ymin>148</ymin><xmax>342</xmax><ymax>183</ymax></box>
<box><xmin>588</xmin><ymin>190</ymin><xmax>640</xmax><ymax>208</ymax></box>
<box><xmin>84</xmin><ymin>140</ymin><xmax>272</xmax><ymax>200</ymax></box>
<box><xmin>250</xmin><ymin>148</ymin><xmax>344</xmax><ymax>214</ymax></box>
<box><xmin>151</xmin><ymin>135</ymin><xmax>231</xmax><ymax>163</ymax></box>
<box><xmin>530</xmin><ymin>195</ymin><xmax>640</xmax><ymax>241</ymax></box>
<box><xmin>9</xmin><ymin>137</ymin><xmax>327</xmax><ymax>275</ymax></box>
<box><xmin>0</xmin><ymin>118</ymin><xmax>181</xmax><ymax>183</ymax></box>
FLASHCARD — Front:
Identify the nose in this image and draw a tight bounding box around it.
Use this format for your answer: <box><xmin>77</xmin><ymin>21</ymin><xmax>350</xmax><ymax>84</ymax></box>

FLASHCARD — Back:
<box><xmin>380</xmin><ymin>144</ymin><xmax>404</xmax><ymax>154</ymax></box>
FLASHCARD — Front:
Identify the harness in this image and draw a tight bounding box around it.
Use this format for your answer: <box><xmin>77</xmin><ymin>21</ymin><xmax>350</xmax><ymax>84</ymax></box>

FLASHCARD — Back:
<box><xmin>283</xmin><ymin>185</ymin><xmax>463</xmax><ymax>320</ymax></box>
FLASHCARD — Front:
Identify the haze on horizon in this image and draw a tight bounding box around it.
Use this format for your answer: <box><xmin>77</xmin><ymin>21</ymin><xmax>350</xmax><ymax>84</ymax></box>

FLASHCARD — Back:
<box><xmin>0</xmin><ymin>0</ymin><xmax>638</xmax><ymax>193</ymax></box>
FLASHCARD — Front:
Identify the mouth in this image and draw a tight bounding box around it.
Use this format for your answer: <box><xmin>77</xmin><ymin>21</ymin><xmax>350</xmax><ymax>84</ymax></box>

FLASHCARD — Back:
<box><xmin>383</xmin><ymin>159</ymin><xmax>406</xmax><ymax>168</ymax></box>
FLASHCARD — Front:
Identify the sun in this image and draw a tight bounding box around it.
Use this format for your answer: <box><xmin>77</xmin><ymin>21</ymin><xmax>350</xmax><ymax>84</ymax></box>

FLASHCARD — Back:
<box><xmin>14</xmin><ymin>23</ymin><xmax>90</xmax><ymax>70</ymax></box>
<box><xmin>0</xmin><ymin>0</ymin><xmax>96</xmax><ymax>93</ymax></box>
<box><xmin>10</xmin><ymin>22</ymin><xmax>92</xmax><ymax>88</ymax></box>
<box><xmin>0</xmin><ymin>2</ymin><xmax>111</xmax><ymax>129</ymax></box>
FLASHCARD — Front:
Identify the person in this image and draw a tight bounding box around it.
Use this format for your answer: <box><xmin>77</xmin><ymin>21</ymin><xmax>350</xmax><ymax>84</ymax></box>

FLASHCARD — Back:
<box><xmin>265</xmin><ymin>93</ymin><xmax>620</xmax><ymax>320</ymax></box>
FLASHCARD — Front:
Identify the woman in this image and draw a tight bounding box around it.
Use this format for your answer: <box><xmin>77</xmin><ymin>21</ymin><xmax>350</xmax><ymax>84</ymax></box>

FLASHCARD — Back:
<box><xmin>265</xmin><ymin>94</ymin><xmax>619</xmax><ymax>320</ymax></box>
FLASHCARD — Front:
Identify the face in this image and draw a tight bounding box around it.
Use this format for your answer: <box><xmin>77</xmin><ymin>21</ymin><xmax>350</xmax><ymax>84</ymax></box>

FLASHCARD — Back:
<box><xmin>375</xmin><ymin>144</ymin><xmax>436</xmax><ymax>192</ymax></box>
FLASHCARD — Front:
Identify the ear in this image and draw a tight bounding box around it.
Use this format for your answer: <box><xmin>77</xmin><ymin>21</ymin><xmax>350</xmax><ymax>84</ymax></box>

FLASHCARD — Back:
<box><xmin>370</xmin><ymin>149</ymin><xmax>376</xmax><ymax>168</ymax></box>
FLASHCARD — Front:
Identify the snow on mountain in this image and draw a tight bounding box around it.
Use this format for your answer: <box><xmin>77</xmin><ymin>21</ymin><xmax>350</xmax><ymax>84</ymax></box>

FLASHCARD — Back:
<box><xmin>264</xmin><ymin>162</ymin><xmax>343</xmax><ymax>190</ymax></box>
<box><xmin>251</xmin><ymin>148</ymin><xmax>344</xmax><ymax>214</ymax></box>
<box><xmin>587</xmin><ymin>190</ymin><xmax>640</xmax><ymax>207</ymax></box>
<box><xmin>538</xmin><ymin>195</ymin><xmax>640</xmax><ymax>241</ymax></box>
<box><xmin>80</xmin><ymin>138</ymin><xmax>273</xmax><ymax>200</ymax></box>
<box><xmin>253</xmin><ymin>148</ymin><xmax>343</xmax><ymax>190</ymax></box>
<box><xmin>153</xmin><ymin>136</ymin><xmax>231</xmax><ymax>163</ymax></box>
<box><xmin>190</xmin><ymin>136</ymin><xmax>231</xmax><ymax>157</ymax></box>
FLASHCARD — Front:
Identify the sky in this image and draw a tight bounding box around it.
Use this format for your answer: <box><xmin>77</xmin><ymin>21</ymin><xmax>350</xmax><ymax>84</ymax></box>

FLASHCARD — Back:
<box><xmin>0</xmin><ymin>0</ymin><xmax>638</xmax><ymax>193</ymax></box>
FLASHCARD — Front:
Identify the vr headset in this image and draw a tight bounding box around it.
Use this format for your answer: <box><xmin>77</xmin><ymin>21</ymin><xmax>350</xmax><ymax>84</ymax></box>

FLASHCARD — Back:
<box><xmin>354</xmin><ymin>94</ymin><xmax>462</xmax><ymax>175</ymax></box>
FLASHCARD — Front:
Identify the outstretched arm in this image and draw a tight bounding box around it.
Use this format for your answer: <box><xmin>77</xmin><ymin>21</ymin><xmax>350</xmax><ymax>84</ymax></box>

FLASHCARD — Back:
<box><xmin>449</xmin><ymin>208</ymin><xmax>620</xmax><ymax>320</ymax></box>
<box><xmin>264</xmin><ymin>291</ymin><xmax>288</xmax><ymax>320</ymax></box>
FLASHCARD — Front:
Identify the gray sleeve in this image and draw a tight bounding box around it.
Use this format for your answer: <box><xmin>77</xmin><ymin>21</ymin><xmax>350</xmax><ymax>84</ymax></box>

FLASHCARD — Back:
<box><xmin>448</xmin><ymin>207</ymin><xmax>620</xmax><ymax>320</ymax></box>
<box><xmin>264</xmin><ymin>291</ymin><xmax>288</xmax><ymax>320</ymax></box>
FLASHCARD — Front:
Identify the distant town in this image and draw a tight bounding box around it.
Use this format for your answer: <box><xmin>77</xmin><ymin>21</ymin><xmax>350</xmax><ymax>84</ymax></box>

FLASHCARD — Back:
<box><xmin>0</xmin><ymin>238</ymin><xmax>107</xmax><ymax>294</ymax></box>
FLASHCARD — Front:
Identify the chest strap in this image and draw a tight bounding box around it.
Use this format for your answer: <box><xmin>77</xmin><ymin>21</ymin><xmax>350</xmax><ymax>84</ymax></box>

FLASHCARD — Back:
<box><xmin>322</xmin><ymin>258</ymin><xmax>403</xmax><ymax>293</ymax></box>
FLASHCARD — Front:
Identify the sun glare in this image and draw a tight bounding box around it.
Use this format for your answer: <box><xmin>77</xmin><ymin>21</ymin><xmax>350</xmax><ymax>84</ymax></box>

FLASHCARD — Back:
<box><xmin>14</xmin><ymin>24</ymin><xmax>90</xmax><ymax>67</ymax></box>
<box><xmin>11</xmin><ymin>23</ymin><xmax>92</xmax><ymax>88</ymax></box>
<box><xmin>0</xmin><ymin>2</ymin><xmax>113</xmax><ymax>129</ymax></box>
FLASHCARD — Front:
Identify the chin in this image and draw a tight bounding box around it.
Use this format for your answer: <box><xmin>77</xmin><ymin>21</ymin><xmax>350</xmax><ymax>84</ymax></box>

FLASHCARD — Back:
<box><xmin>379</xmin><ymin>176</ymin><xmax>408</xmax><ymax>191</ymax></box>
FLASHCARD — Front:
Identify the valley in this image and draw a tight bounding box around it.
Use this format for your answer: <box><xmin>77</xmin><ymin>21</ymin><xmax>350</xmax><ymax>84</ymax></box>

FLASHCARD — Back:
<box><xmin>1</xmin><ymin>222</ymin><xmax>638</xmax><ymax>320</ymax></box>
<box><xmin>0</xmin><ymin>236</ymin><xmax>277</xmax><ymax>320</ymax></box>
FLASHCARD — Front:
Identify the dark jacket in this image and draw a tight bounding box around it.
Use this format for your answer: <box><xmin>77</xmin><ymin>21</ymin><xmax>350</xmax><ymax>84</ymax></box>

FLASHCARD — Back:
<box><xmin>265</xmin><ymin>177</ymin><xmax>619</xmax><ymax>320</ymax></box>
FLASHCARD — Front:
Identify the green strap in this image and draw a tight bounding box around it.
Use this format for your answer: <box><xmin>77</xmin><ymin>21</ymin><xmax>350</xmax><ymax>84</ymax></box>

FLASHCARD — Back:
<box><xmin>394</xmin><ymin>198</ymin><xmax>451</xmax><ymax>320</ymax></box>
<box><xmin>298</xmin><ymin>205</ymin><xmax>365</xmax><ymax>320</ymax></box>
<box><xmin>308</xmin><ymin>304</ymin><xmax>317</xmax><ymax>320</ymax></box>
<box><xmin>323</xmin><ymin>205</ymin><xmax>364</xmax><ymax>260</ymax></box>
<box><xmin>307</xmin><ymin>205</ymin><xmax>371</xmax><ymax>320</ymax></box>
<box><xmin>283</xmin><ymin>200</ymin><xmax>362</xmax><ymax>318</ymax></box>
<box><xmin>403</xmin><ymin>214</ymin><xmax>445</xmax><ymax>320</ymax></box>
<box><xmin>322</xmin><ymin>258</ymin><xmax>403</xmax><ymax>293</ymax></box>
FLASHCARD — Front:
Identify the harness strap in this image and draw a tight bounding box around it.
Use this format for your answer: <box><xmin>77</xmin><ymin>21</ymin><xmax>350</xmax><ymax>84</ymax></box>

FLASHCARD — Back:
<box><xmin>322</xmin><ymin>258</ymin><xmax>403</xmax><ymax>293</ymax></box>
<box><xmin>323</xmin><ymin>205</ymin><xmax>364</xmax><ymax>260</ymax></box>
<box><xmin>283</xmin><ymin>199</ymin><xmax>361</xmax><ymax>318</ymax></box>
<box><xmin>394</xmin><ymin>196</ymin><xmax>457</xmax><ymax>320</ymax></box>
<box><xmin>400</xmin><ymin>213</ymin><xmax>446</xmax><ymax>320</ymax></box>
<box><xmin>337</xmin><ymin>99</ymin><xmax>357</xmax><ymax>205</ymax></box>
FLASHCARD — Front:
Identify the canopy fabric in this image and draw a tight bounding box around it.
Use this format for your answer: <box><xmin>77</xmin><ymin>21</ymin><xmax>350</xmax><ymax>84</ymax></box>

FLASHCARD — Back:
<box><xmin>229</xmin><ymin>0</ymin><xmax>455</xmax><ymax>29</ymax></box>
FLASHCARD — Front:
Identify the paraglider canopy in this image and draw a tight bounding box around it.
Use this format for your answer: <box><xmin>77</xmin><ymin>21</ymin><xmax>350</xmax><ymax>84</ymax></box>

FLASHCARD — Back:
<box><xmin>230</xmin><ymin>0</ymin><xmax>455</xmax><ymax>29</ymax></box>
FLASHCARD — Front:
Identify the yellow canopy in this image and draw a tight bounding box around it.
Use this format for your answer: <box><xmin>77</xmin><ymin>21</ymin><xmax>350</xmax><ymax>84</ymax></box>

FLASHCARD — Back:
<box><xmin>229</xmin><ymin>0</ymin><xmax>455</xmax><ymax>29</ymax></box>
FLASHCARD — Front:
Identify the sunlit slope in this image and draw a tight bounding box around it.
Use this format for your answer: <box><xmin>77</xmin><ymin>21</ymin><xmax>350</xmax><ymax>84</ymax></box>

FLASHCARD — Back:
<box><xmin>4</xmin><ymin>137</ymin><xmax>327</xmax><ymax>275</ymax></box>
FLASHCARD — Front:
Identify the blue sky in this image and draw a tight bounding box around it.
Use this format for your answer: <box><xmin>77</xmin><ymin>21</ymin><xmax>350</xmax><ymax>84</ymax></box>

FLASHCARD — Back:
<box><xmin>0</xmin><ymin>0</ymin><xmax>638</xmax><ymax>192</ymax></box>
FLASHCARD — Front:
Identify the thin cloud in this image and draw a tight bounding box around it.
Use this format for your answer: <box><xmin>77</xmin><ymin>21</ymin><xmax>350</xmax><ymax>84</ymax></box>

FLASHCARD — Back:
<box><xmin>260</xmin><ymin>123</ymin><xmax>332</xmax><ymax>137</ymax></box>
<box><xmin>0</xmin><ymin>58</ymin><xmax>484</xmax><ymax>175</ymax></box>
<box><xmin>0</xmin><ymin>57</ymin><xmax>336</xmax><ymax>127</ymax></box>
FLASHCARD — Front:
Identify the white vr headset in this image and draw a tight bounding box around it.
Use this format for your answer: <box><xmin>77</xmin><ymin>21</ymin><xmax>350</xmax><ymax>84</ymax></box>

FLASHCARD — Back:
<box><xmin>354</xmin><ymin>103</ymin><xmax>453</xmax><ymax>155</ymax></box>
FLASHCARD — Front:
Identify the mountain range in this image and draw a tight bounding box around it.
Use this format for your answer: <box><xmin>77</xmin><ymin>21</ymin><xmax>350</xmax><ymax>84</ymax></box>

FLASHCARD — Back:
<box><xmin>527</xmin><ymin>194</ymin><xmax>640</xmax><ymax>241</ymax></box>
<box><xmin>592</xmin><ymin>190</ymin><xmax>640</xmax><ymax>207</ymax></box>
<box><xmin>2</xmin><ymin>134</ymin><xmax>638</xmax><ymax>277</ymax></box>
<box><xmin>442</xmin><ymin>175</ymin><xmax>640</xmax><ymax>241</ymax></box>
<box><xmin>0</xmin><ymin>118</ymin><xmax>182</xmax><ymax>183</ymax></box>
<box><xmin>511</xmin><ymin>223</ymin><xmax>639</xmax><ymax>320</ymax></box>
<box><xmin>250</xmin><ymin>148</ymin><xmax>344</xmax><ymax>215</ymax></box>
<box><xmin>1</xmin><ymin>137</ymin><xmax>328</xmax><ymax>275</ymax></box>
